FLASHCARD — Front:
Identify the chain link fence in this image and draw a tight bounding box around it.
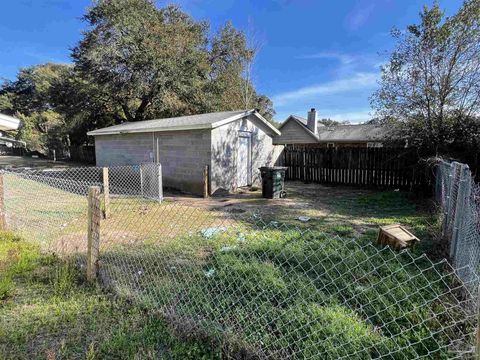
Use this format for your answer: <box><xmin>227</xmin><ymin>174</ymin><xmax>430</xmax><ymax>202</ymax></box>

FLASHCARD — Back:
<box><xmin>1</xmin><ymin>163</ymin><xmax>479</xmax><ymax>358</ymax></box>
<box><xmin>435</xmin><ymin>160</ymin><xmax>480</xmax><ymax>293</ymax></box>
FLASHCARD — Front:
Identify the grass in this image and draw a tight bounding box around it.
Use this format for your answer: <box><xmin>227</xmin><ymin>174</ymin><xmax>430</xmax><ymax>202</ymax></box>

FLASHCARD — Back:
<box><xmin>2</xmin><ymin>173</ymin><xmax>473</xmax><ymax>358</ymax></box>
<box><xmin>101</xmin><ymin>226</ymin><xmax>472</xmax><ymax>359</ymax></box>
<box><xmin>0</xmin><ymin>232</ymin><xmax>220</xmax><ymax>359</ymax></box>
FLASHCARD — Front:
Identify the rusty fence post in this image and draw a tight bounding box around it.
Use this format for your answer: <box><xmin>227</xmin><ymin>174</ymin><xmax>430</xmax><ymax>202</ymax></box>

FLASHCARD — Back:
<box><xmin>102</xmin><ymin>167</ymin><xmax>110</xmax><ymax>219</ymax></box>
<box><xmin>0</xmin><ymin>173</ymin><xmax>6</xmax><ymax>230</ymax></box>
<box><xmin>86</xmin><ymin>186</ymin><xmax>101</xmax><ymax>282</ymax></box>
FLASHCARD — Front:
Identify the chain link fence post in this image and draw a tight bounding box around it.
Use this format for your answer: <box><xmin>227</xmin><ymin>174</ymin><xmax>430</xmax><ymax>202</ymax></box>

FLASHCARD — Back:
<box><xmin>203</xmin><ymin>165</ymin><xmax>209</xmax><ymax>198</ymax></box>
<box><xmin>451</xmin><ymin>164</ymin><xmax>469</xmax><ymax>259</ymax></box>
<box><xmin>0</xmin><ymin>172</ymin><xmax>6</xmax><ymax>230</ymax></box>
<box><xmin>102</xmin><ymin>167</ymin><xmax>110</xmax><ymax>219</ymax></box>
<box><xmin>157</xmin><ymin>163</ymin><xmax>163</xmax><ymax>202</ymax></box>
<box><xmin>87</xmin><ymin>186</ymin><xmax>101</xmax><ymax>282</ymax></box>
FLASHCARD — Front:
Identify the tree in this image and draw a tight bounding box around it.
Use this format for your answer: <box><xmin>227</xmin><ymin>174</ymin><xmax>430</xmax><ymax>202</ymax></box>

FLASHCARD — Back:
<box><xmin>1</xmin><ymin>1</ymin><xmax>277</xmax><ymax>152</ymax></box>
<box><xmin>371</xmin><ymin>0</ymin><xmax>480</xmax><ymax>154</ymax></box>
<box><xmin>0</xmin><ymin>64</ymin><xmax>72</xmax><ymax>153</ymax></box>
<box><xmin>255</xmin><ymin>95</ymin><xmax>275</xmax><ymax>122</ymax></box>
<box><xmin>73</xmin><ymin>0</ymin><xmax>210</xmax><ymax>122</ymax></box>
<box><xmin>208</xmin><ymin>21</ymin><xmax>275</xmax><ymax>121</ymax></box>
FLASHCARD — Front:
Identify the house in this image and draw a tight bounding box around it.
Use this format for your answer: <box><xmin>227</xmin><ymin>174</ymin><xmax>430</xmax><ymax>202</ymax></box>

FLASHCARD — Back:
<box><xmin>273</xmin><ymin>108</ymin><xmax>387</xmax><ymax>148</ymax></box>
<box><xmin>87</xmin><ymin>109</ymin><xmax>282</xmax><ymax>195</ymax></box>
<box><xmin>0</xmin><ymin>113</ymin><xmax>21</xmax><ymax>131</ymax></box>
<box><xmin>0</xmin><ymin>113</ymin><xmax>25</xmax><ymax>154</ymax></box>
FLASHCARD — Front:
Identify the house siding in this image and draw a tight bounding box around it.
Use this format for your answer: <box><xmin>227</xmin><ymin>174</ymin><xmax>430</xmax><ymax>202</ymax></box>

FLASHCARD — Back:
<box><xmin>273</xmin><ymin>119</ymin><xmax>317</xmax><ymax>144</ymax></box>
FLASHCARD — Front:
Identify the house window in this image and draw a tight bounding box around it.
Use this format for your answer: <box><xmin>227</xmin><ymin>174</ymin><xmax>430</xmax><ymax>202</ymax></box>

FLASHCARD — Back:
<box><xmin>367</xmin><ymin>142</ymin><xmax>383</xmax><ymax>148</ymax></box>
<box><xmin>327</xmin><ymin>143</ymin><xmax>335</xmax><ymax>148</ymax></box>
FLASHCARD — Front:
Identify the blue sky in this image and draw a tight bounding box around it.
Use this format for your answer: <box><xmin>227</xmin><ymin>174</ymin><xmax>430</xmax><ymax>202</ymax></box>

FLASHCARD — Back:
<box><xmin>0</xmin><ymin>0</ymin><xmax>464</xmax><ymax>123</ymax></box>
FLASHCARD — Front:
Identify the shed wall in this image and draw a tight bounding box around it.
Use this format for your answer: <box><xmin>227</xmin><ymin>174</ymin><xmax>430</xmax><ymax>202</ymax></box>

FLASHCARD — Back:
<box><xmin>211</xmin><ymin>114</ymin><xmax>281</xmax><ymax>194</ymax></box>
<box><xmin>94</xmin><ymin>133</ymin><xmax>154</xmax><ymax>166</ymax></box>
<box><xmin>154</xmin><ymin>130</ymin><xmax>211</xmax><ymax>194</ymax></box>
<box><xmin>94</xmin><ymin>130</ymin><xmax>211</xmax><ymax>195</ymax></box>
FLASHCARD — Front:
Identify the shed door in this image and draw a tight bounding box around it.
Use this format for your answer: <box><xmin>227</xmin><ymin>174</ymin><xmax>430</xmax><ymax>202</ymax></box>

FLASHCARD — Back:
<box><xmin>237</xmin><ymin>135</ymin><xmax>251</xmax><ymax>187</ymax></box>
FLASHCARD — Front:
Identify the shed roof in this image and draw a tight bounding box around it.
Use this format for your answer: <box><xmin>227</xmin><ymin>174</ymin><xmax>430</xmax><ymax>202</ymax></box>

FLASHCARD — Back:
<box><xmin>88</xmin><ymin>109</ymin><xmax>280</xmax><ymax>136</ymax></box>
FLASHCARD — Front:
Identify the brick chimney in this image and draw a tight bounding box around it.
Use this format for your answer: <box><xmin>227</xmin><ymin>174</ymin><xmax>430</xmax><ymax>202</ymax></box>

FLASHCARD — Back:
<box><xmin>307</xmin><ymin>108</ymin><xmax>318</xmax><ymax>134</ymax></box>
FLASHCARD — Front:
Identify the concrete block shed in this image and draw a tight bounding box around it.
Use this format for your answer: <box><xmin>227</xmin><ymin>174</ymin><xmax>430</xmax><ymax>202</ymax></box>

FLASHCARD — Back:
<box><xmin>88</xmin><ymin>109</ymin><xmax>283</xmax><ymax>195</ymax></box>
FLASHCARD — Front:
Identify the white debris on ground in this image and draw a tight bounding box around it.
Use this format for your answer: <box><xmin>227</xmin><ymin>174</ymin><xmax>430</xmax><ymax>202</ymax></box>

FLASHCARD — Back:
<box><xmin>298</xmin><ymin>216</ymin><xmax>311</xmax><ymax>222</ymax></box>
<box><xmin>220</xmin><ymin>245</ymin><xmax>237</xmax><ymax>253</ymax></box>
<box><xmin>204</xmin><ymin>269</ymin><xmax>215</xmax><ymax>278</ymax></box>
<box><xmin>200</xmin><ymin>227</ymin><xmax>227</xmax><ymax>239</ymax></box>
<box><xmin>237</xmin><ymin>233</ymin><xmax>246</xmax><ymax>242</ymax></box>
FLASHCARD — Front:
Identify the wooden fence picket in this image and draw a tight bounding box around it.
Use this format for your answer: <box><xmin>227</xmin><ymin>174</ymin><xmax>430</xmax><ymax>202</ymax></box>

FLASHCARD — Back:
<box><xmin>282</xmin><ymin>146</ymin><xmax>429</xmax><ymax>189</ymax></box>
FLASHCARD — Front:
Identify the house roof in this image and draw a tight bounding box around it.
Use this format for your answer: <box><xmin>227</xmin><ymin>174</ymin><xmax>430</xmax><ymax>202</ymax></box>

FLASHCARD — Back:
<box><xmin>0</xmin><ymin>113</ymin><xmax>21</xmax><ymax>131</ymax></box>
<box><xmin>278</xmin><ymin>115</ymin><xmax>387</xmax><ymax>143</ymax></box>
<box><xmin>317</xmin><ymin>124</ymin><xmax>387</xmax><ymax>142</ymax></box>
<box><xmin>87</xmin><ymin>109</ymin><xmax>280</xmax><ymax>136</ymax></box>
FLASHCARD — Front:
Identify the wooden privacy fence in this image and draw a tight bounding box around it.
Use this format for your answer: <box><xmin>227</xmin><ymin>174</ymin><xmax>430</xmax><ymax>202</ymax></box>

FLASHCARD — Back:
<box><xmin>282</xmin><ymin>146</ymin><xmax>430</xmax><ymax>189</ymax></box>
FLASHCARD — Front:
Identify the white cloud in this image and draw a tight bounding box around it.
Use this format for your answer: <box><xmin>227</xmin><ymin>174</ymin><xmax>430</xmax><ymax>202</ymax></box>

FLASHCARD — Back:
<box><xmin>296</xmin><ymin>52</ymin><xmax>355</xmax><ymax>65</ymax></box>
<box><xmin>346</xmin><ymin>3</ymin><xmax>375</xmax><ymax>30</ymax></box>
<box><xmin>272</xmin><ymin>72</ymin><xmax>378</xmax><ymax>107</ymax></box>
<box><xmin>319</xmin><ymin>109</ymin><xmax>373</xmax><ymax>124</ymax></box>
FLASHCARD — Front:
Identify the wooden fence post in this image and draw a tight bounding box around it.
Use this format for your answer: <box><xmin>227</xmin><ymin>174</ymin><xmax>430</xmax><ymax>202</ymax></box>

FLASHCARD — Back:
<box><xmin>87</xmin><ymin>186</ymin><xmax>101</xmax><ymax>282</ymax></box>
<box><xmin>203</xmin><ymin>165</ymin><xmax>210</xmax><ymax>198</ymax></box>
<box><xmin>0</xmin><ymin>173</ymin><xmax>6</xmax><ymax>230</ymax></box>
<box><xmin>102</xmin><ymin>167</ymin><xmax>110</xmax><ymax>219</ymax></box>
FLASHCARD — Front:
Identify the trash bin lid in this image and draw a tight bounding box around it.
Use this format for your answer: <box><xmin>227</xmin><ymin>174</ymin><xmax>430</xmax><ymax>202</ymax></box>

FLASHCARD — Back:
<box><xmin>259</xmin><ymin>166</ymin><xmax>288</xmax><ymax>171</ymax></box>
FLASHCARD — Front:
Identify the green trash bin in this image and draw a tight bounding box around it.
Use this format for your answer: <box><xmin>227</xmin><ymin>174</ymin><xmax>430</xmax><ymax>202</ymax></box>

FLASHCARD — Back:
<box><xmin>259</xmin><ymin>167</ymin><xmax>288</xmax><ymax>199</ymax></box>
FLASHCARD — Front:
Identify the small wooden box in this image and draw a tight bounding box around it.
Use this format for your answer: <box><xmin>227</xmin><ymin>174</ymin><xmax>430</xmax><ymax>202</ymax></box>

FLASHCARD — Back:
<box><xmin>377</xmin><ymin>224</ymin><xmax>419</xmax><ymax>250</ymax></box>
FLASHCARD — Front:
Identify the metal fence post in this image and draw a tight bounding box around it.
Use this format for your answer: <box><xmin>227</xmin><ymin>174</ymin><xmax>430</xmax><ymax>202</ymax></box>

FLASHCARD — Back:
<box><xmin>140</xmin><ymin>166</ymin><xmax>144</xmax><ymax>198</ymax></box>
<box><xmin>450</xmin><ymin>165</ymin><xmax>470</xmax><ymax>259</ymax></box>
<box><xmin>476</xmin><ymin>285</ymin><xmax>480</xmax><ymax>359</ymax></box>
<box><xmin>203</xmin><ymin>165</ymin><xmax>209</xmax><ymax>198</ymax></box>
<box><xmin>87</xmin><ymin>186</ymin><xmax>101</xmax><ymax>282</ymax></box>
<box><xmin>103</xmin><ymin>167</ymin><xmax>110</xmax><ymax>219</ymax></box>
<box><xmin>0</xmin><ymin>173</ymin><xmax>6</xmax><ymax>230</ymax></box>
<box><xmin>157</xmin><ymin>163</ymin><xmax>163</xmax><ymax>202</ymax></box>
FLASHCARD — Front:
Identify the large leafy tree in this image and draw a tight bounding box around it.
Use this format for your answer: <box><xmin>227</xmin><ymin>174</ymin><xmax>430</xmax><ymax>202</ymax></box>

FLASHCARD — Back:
<box><xmin>73</xmin><ymin>0</ymin><xmax>210</xmax><ymax>121</ymax></box>
<box><xmin>372</xmin><ymin>0</ymin><xmax>480</xmax><ymax>155</ymax></box>
<box><xmin>0</xmin><ymin>64</ymin><xmax>72</xmax><ymax>152</ymax></box>
<box><xmin>1</xmin><ymin>0</ymin><xmax>276</xmax><ymax>152</ymax></box>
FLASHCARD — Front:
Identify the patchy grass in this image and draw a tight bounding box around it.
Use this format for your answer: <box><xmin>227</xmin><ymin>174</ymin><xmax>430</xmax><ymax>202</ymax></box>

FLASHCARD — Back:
<box><xmin>3</xmin><ymin>174</ymin><xmax>468</xmax><ymax>358</ymax></box>
<box><xmin>0</xmin><ymin>233</ymin><xmax>219</xmax><ymax>359</ymax></box>
<box><xmin>101</xmin><ymin>226</ymin><xmax>473</xmax><ymax>359</ymax></box>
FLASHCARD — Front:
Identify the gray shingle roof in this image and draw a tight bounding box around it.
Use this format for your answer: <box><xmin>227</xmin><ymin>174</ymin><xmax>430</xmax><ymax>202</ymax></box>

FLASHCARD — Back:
<box><xmin>88</xmin><ymin>110</ymin><xmax>260</xmax><ymax>136</ymax></box>
<box><xmin>280</xmin><ymin>115</ymin><xmax>387</xmax><ymax>143</ymax></box>
<box><xmin>290</xmin><ymin>115</ymin><xmax>326</xmax><ymax>128</ymax></box>
<box><xmin>317</xmin><ymin>124</ymin><xmax>386</xmax><ymax>142</ymax></box>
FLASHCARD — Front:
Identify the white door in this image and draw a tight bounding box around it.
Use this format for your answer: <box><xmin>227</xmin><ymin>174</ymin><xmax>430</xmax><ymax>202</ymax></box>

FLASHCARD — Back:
<box><xmin>237</xmin><ymin>136</ymin><xmax>251</xmax><ymax>187</ymax></box>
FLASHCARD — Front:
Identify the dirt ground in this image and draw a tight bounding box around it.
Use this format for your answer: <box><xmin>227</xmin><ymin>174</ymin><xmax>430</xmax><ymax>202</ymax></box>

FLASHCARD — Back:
<box><xmin>165</xmin><ymin>181</ymin><xmax>399</xmax><ymax>234</ymax></box>
<box><xmin>2</xmin><ymin>155</ymin><xmax>429</xmax><ymax>241</ymax></box>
